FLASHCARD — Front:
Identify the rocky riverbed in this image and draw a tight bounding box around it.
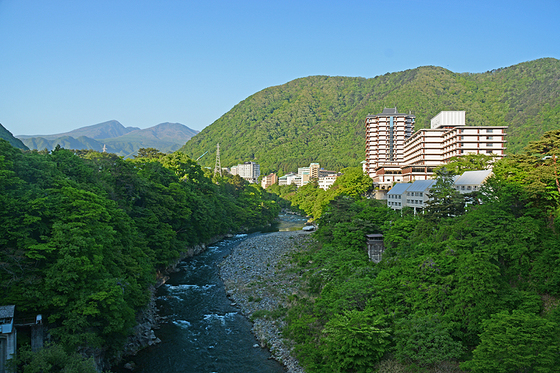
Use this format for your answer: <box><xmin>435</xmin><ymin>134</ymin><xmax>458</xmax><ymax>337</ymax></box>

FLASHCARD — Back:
<box><xmin>219</xmin><ymin>230</ymin><xmax>313</xmax><ymax>373</ymax></box>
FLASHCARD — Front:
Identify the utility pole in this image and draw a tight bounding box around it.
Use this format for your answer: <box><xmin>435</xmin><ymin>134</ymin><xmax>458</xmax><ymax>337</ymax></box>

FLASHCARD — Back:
<box><xmin>214</xmin><ymin>143</ymin><xmax>222</xmax><ymax>177</ymax></box>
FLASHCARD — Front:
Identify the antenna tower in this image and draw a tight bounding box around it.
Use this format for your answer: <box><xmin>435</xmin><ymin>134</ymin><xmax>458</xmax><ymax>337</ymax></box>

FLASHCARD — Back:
<box><xmin>214</xmin><ymin>143</ymin><xmax>222</xmax><ymax>177</ymax></box>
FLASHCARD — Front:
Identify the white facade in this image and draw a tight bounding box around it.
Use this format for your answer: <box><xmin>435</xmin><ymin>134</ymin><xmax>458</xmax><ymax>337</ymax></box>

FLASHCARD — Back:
<box><xmin>369</xmin><ymin>111</ymin><xmax>507</xmax><ymax>186</ymax></box>
<box><xmin>232</xmin><ymin>162</ymin><xmax>260</xmax><ymax>183</ymax></box>
<box><xmin>386</xmin><ymin>183</ymin><xmax>410</xmax><ymax>210</ymax></box>
<box><xmin>454</xmin><ymin>170</ymin><xmax>492</xmax><ymax>193</ymax></box>
<box><xmin>365</xmin><ymin>107</ymin><xmax>415</xmax><ymax>187</ymax></box>
<box><xmin>431</xmin><ymin>110</ymin><xmax>466</xmax><ymax>129</ymax></box>
<box><xmin>386</xmin><ymin>180</ymin><xmax>435</xmax><ymax>212</ymax></box>
<box><xmin>318</xmin><ymin>175</ymin><xmax>338</xmax><ymax>190</ymax></box>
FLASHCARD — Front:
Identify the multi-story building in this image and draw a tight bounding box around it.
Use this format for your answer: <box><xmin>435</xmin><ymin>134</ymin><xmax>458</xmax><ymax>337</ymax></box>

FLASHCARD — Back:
<box><xmin>318</xmin><ymin>174</ymin><xmax>340</xmax><ymax>190</ymax></box>
<box><xmin>310</xmin><ymin>163</ymin><xmax>320</xmax><ymax>179</ymax></box>
<box><xmin>229</xmin><ymin>161</ymin><xmax>260</xmax><ymax>183</ymax></box>
<box><xmin>260</xmin><ymin>173</ymin><xmax>278</xmax><ymax>189</ymax></box>
<box><xmin>365</xmin><ymin>107</ymin><xmax>416</xmax><ymax>185</ymax></box>
<box><xmin>297</xmin><ymin>167</ymin><xmax>311</xmax><ymax>187</ymax></box>
<box><xmin>367</xmin><ymin>110</ymin><xmax>507</xmax><ymax>188</ymax></box>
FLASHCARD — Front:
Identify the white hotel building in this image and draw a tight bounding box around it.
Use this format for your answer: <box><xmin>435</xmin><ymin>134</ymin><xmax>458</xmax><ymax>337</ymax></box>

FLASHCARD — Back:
<box><xmin>229</xmin><ymin>161</ymin><xmax>260</xmax><ymax>183</ymax></box>
<box><xmin>365</xmin><ymin>110</ymin><xmax>507</xmax><ymax>189</ymax></box>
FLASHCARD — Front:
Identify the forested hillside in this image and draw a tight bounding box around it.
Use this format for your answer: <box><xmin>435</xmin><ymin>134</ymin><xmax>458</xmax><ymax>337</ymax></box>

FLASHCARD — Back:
<box><xmin>180</xmin><ymin>58</ymin><xmax>560</xmax><ymax>174</ymax></box>
<box><xmin>0</xmin><ymin>142</ymin><xmax>279</xmax><ymax>370</ymax></box>
<box><xmin>0</xmin><ymin>123</ymin><xmax>28</xmax><ymax>150</ymax></box>
<box><xmin>273</xmin><ymin>130</ymin><xmax>560</xmax><ymax>372</ymax></box>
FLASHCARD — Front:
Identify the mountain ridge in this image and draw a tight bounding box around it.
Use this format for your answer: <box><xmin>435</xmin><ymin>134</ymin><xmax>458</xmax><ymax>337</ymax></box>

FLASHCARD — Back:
<box><xmin>16</xmin><ymin>120</ymin><xmax>140</xmax><ymax>140</ymax></box>
<box><xmin>179</xmin><ymin>58</ymin><xmax>560</xmax><ymax>174</ymax></box>
<box><xmin>19</xmin><ymin>121</ymin><xmax>199</xmax><ymax>158</ymax></box>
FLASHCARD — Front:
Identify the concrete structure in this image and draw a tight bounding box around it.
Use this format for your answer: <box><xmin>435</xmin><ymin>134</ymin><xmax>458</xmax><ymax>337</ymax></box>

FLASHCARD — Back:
<box><xmin>367</xmin><ymin>110</ymin><xmax>507</xmax><ymax>188</ymax></box>
<box><xmin>0</xmin><ymin>306</ymin><xmax>16</xmax><ymax>373</ymax></box>
<box><xmin>318</xmin><ymin>174</ymin><xmax>339</xmax><ymax>190</ymax></box>
<box><xmin>260</xmin><ymin>173</ymin><xmax>278</xmax><ymax>189</ymax></box>
<box><xmin>310</xmin><ymin>163</ymin><xmax>320</xmax><ymax>179</ymax></box>
<box><xmin>230</xmin><ymin>162</ymin><xmax>260</xmax><ymax>183</ymax></box>
<box><xmin>365</xmin><ymin>107</ymin><xmax>416</xmax><ymax>184</ymax></box>
<box><xmin>405</xmin><ymin>179</ymin><xmax>436</xmax><ymax>213</ymax></box>
<box><xmin>366</xmin><ymin>234</ymin><xmax>385</xmax><ymax>263</ymax></box>
<box><xmin>297</xmin><ymin>167</ymin><xmax>311</xmax><ymax>187</ymax></box>
<box><xmin>386</xmin><ymin>183</ymin><xmax>411</xmax><ymax>210</ymax></box>
<box><xmin>454</xmin><ymin>169</ymin><xmax>492</xmax><ymax>193</ymax></box>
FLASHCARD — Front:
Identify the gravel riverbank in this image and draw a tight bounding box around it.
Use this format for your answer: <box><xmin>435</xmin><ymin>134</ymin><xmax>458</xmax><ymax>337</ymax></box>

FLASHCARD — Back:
<box><xmin>219</xmin><ymin>230</ymin><xmax>312</xmax><ymax>373</ymax></box>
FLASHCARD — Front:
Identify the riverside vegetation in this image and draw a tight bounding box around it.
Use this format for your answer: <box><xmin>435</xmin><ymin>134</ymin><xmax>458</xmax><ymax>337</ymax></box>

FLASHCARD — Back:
<box><xmin>0</xmin><ymin>142</ymin><xmax>280</xmax><ymax>371</ymax></box>
<box><xmin>253</xmin><ymin>130</ymin><xmax>560</xmax><ymax>372</ymax></box>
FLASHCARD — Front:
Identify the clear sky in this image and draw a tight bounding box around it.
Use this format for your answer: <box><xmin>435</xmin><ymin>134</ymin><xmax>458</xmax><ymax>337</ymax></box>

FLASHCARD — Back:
<box><xmin>1</xmin><ymin>0</ymin><xmax>558</xmax><ymax>136</ymax></box>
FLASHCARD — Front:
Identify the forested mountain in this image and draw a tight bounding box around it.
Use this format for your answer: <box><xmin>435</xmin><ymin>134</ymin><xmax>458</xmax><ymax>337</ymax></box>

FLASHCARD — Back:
<box><xmin>0</xmin><ymin>123</ymin><xmax>28</xmax><ymax>150</ymax></box>
<box><xmin>179</xmin><ymin>58</ymin><xmax>560</xmax><ymax>174</ymax></box>
<box><xmin>19</xmin><ymin>121</ymin><xmax>199</xmax><ymax>158</ymax></box>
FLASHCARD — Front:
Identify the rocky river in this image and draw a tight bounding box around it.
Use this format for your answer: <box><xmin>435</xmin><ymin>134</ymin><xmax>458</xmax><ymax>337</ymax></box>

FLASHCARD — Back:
<box><xmin>113</xmin><ymin>213</ymin><xmax>310</xmax><ymax>373</ymax></box>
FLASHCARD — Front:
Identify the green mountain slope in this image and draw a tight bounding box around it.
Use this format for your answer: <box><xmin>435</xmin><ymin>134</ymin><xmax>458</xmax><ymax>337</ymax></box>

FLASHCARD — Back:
<box><xmin>179</xmin><ymin>58</ymin><xmax>560</xmax><ymax>174</ymax></box>
<box><xmin>0</xmin><ymin>123</ymin><xmax>28</xmax><ymax>150</ymax></box>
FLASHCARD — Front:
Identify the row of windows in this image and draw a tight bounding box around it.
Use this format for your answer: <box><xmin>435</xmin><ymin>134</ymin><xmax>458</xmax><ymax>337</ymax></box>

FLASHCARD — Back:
<box><xmin>407</xmin><ymin>200</ymin><xmax>424</xmax><ymax>205</ymax></box>
<box><xmin>456</xmin><ymin>185</ymin><xmax>478</xmax><ymax>191</ymax></box>
<box><xmin>407</xmin><ymin>192</ymin><xmax>423</xmax><ymax>197</ymax></box>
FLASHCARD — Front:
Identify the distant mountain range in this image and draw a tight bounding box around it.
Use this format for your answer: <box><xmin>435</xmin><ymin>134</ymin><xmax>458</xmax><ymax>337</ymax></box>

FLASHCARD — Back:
<box><xmin>1</xmin><ymin>123</ymin><xmax>28</xmax><ymax>150</ymax></box>
<box><xmin>17</xmin><ymin>121</ymin><xmax>199</xmax><ymax>158</ymax></box>
<box><xmin>179</xmin><ymin>58</ymin><xmax>560</xmax><ymax>174</ymax></box>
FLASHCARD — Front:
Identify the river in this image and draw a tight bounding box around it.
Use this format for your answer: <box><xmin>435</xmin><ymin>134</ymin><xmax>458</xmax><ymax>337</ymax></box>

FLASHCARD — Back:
<box><xmin>113</xmin><ymin>213</ymin><xmax>308</xmax><ymax>373</ymax></box>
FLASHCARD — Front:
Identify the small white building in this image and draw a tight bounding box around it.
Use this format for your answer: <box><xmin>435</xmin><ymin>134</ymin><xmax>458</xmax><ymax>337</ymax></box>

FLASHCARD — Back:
<box><xmin>230</xmin><ymin>162</ymin><xmax>260</xmax><ymax>183</ymax></box>
<box><xmin>318</xmin><ymin>174</ymin><xmax>339</xmax><ymax>190</ymax></box>
<box><xmin>405</xmin><ymin>179</ymin><xmax>436</xmax><ymax>212</ymax></box>
<box><xmin>386</xmin><ymin>183</ymin><xmax>411</xmax><ymax>210</ymax></box>
<box><xmin>454</xmin><ymin>169</ymin><xmax>492</xmax><ymax>193</ymax></box>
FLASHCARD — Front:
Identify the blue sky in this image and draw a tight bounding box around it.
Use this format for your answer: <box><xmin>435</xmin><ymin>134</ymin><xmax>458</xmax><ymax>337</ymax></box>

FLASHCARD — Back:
<box><xmin>1</xmin><ymin>0</ymin><xmax>558</xmax><ymax>136</ymax></box>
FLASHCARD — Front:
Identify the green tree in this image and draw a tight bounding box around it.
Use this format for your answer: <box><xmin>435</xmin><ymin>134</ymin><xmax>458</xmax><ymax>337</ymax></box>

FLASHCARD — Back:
<box><xmin>425</xmin><ymin>169</ymin><xmax>466</xmax><ymax>220</ymax></box>
<box><xmin>13</xmin><ymin>343</ymin><xmax>98</xmax><ymax>373</ymax></box>
<box><xmin>322</xmin><ymin>309</ymin><xmax>389</xmax><ymax>373</ymax></box>
<box><xmin>394</xmin><ymin>313</ymin><xmax>464</xmax><ymax>368</ymax></box>
<box><xmin>461</xmin><ymin>311</ymin><xmax>559</xmax><ymax>373</ymax></box>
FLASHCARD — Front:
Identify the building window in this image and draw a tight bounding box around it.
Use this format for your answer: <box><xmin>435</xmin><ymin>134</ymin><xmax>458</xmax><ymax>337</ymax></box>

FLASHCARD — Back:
<box><xmin>486</xmin><ymin>136</ymin><xmax>493</xmax><ymax>140</ymax></box>
<box><xmin>487</xmin><ymin>143</ymin><xmax>493</xmax><ymax>147</ymax></box>
<box><xmin>487</xmin><ymin>129</ymin><xmax>493</xmax><ymax>133</ymax></box>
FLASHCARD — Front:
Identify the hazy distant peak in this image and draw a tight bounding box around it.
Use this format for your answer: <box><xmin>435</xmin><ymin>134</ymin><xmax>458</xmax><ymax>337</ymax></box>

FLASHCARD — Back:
<box><xmin>17</xmin><ymin>120</ymin><xmax>140</xmax><ymax>140</ymax></box>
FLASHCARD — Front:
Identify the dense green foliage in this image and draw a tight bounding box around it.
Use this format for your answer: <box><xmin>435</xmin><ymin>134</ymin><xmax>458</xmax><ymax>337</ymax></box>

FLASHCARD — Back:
<box><xmin>0</xmin><ymin>141</ymin><xmax>279</xmax><ymax>367</ymax></box>
<box><xmin>0</xmin><ymin>123</ymin><xmax>28</xmax><ymax>150</ymax></box>
<box><xmin>180</xmin><ymin>58</ymin><xmax>560</xmax><ymax>173</ymax></box>
<box><xmin>284</xmin><ymin>131</ymin><xmax>560</xmax><ymax>372</ymax></box>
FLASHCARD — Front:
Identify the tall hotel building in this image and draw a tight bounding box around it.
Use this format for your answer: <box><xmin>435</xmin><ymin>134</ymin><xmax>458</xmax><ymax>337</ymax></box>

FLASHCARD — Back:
<box><xmin>366</xmin><ymin>109</ymin><xmax>507</xmax><ymax>190</ymax></box>
<box><xmin>365</xmin><ymin>107</ymin><xmax>415</xmax><ymax>185</ymax></box>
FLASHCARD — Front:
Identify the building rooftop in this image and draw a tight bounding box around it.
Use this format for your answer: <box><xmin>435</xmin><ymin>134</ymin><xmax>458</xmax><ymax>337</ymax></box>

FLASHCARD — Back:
<box><xmin>366</xmin><ymin>107</ymin><xmax>415</xmax><ymax>118</ymax></box>
<box><xmin>387</xmin><ymin>183</ymin><xmax>411</xmax><ymax>195</ymax></box>
<box><xmin>407</xmin><ymin>179</ymin><xmax>436</xmax><ymax>192</ymax></box>
<box><xmin>454</xmin><ymin>170</ymin><xmax>492</xmax><ymax>185</ymax></box>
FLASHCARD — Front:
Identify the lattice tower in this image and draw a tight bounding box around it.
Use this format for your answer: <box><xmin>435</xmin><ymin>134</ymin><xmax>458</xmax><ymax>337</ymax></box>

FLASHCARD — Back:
<box><xmin>214</xmin><ymin>143</ymin><xmax>222</xmax><ymax>177</ymax></box>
